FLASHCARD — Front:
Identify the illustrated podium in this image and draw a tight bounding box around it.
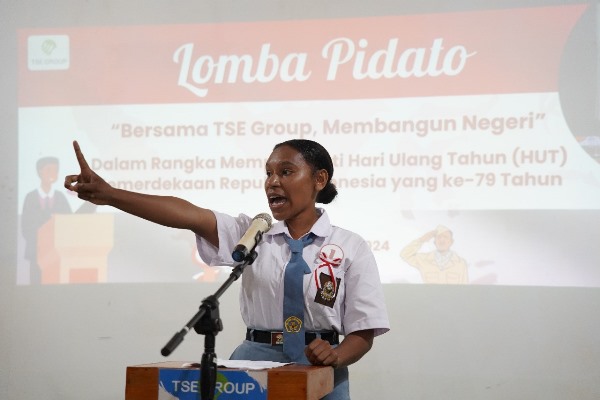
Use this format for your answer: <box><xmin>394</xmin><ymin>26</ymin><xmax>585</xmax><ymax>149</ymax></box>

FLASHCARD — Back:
<box><xmin>37</xmin><ymin>214</ymin><xmax>114</xmax><ymax>284</ymax></box>
<box><xmin>125</xmin><ymin>361</ymin><xmax>333</xmax><ymax>400</ymax></box>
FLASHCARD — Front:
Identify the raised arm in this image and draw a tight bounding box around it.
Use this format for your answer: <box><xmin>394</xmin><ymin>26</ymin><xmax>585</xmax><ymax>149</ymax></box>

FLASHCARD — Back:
<box><xmin>64</xmin><ymin>140</ymin><xmax>219</xmax><ymax>247</ymax></box>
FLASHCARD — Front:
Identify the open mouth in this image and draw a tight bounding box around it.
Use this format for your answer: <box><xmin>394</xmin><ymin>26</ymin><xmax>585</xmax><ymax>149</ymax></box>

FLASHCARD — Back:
<box><xmin>268</xmin><ymin>195</ymin><xmax>287</xmax><ymax>208</ymax></box>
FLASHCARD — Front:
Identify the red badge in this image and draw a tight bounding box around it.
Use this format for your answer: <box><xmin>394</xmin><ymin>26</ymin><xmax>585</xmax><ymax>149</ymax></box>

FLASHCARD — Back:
<box><xmin>313</xmin><ymin>244</ymin><xmax>343</xmax><ymax>295</ymax></box>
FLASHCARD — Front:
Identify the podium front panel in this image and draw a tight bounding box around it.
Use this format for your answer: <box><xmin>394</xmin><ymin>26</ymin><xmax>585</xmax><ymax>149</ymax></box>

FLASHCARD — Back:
<box><xmin>125</xmin><ymin>361</ymin><xmax>333</xmax><ymax>400</ymax></box>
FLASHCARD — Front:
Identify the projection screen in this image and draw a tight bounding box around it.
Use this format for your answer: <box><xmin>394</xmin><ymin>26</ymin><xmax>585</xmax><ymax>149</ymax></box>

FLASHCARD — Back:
<box><xmin>14</xmin><ymin>2</ymin><xmax>600</xmax><ymax>287</ymax></box>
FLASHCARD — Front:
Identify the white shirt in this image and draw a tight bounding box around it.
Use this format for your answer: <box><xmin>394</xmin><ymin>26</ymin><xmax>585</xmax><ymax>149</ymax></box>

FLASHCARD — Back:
<box><xmin>196</xmin><ymin>208</ymin><xmax>390</xmax><ymax>337</ymax></box>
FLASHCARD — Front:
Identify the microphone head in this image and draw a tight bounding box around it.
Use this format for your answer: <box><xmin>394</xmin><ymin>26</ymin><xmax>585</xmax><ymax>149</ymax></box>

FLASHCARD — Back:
<box><xmin>253</xmin><ymin>213</ymin><xmax>273</xmax><ymax>229</ymax></box>
<box><xmin>231</xmin><ymin>213</ymin><xmax>273</xmax><ymax>262</ymax></box>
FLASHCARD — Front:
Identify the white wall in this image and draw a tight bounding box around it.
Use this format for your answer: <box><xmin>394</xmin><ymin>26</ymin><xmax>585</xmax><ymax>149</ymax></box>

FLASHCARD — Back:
<box><xmin>2</xmin><ymin>279</ymin><xmax>600</xmax><ymax>399</ymax></box>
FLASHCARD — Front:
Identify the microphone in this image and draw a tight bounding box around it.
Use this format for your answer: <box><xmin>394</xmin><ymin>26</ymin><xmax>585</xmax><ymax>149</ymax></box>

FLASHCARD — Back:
<box><xmin>232</xmin><ymin>213</ymin><xmax>273</xmax><ymax>262</ymax></box>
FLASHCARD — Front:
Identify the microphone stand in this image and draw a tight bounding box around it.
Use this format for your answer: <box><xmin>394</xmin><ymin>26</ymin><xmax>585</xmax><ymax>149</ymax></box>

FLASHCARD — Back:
<box><xmin>161</xmin><ymin>242</ymin><xmax>260</xmax><ymax>400</ymax></box>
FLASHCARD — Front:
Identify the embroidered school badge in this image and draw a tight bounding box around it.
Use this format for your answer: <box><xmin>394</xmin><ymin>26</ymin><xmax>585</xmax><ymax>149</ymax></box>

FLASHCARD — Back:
<box><xmin>312</xmin><ymin>244</ymin><xmax>343</xmax><ymax>308</ymax></box>
<box><xmin>284</xmin><ymin>316</ymin><xmax>302</xmax><ymax>333</ymax></box>
<box><xmin>314</xmin><ymin>272</ymin><xmax>341</xmax><ymax>308</ymax></box>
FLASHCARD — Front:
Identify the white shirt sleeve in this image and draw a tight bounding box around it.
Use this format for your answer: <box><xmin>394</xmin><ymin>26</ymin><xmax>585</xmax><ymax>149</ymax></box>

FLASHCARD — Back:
<box><xmin>341</xmin><ymin>238</ymin><xmax>390</xmax><ymax>337</ymax></box>
<box><xmin>195</xmin><ymin>211</ymin><xmax>252</xmax><ymax>266</ymax></box>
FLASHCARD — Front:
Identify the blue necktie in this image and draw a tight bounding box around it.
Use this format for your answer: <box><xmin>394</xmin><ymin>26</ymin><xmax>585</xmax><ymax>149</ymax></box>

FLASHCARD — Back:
<box><xmin>283</xmin><ymin>233</ymin><xmax>314</xmax><ymax>362</ymax></box>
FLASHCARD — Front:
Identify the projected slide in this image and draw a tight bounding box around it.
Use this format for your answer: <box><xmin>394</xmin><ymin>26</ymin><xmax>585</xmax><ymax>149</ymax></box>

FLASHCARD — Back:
<box><xmin>17</xmin><ymin>4</ymin><xmax>600</xmax><ymax>286</ymax></box>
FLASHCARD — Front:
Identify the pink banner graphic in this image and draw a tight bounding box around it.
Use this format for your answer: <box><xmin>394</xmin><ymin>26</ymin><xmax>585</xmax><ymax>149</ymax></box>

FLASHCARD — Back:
<box><xmin>19</xmin><ymin>4</ymin><xmax>587</xmax><ymax>106</ymax></box>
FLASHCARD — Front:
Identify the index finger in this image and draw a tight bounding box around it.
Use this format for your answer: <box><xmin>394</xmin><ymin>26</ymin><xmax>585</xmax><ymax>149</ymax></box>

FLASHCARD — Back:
<box><xmin>73</xmin><ymin>140</ymin><xmax>90</xmax><ymax>170</ymax></box>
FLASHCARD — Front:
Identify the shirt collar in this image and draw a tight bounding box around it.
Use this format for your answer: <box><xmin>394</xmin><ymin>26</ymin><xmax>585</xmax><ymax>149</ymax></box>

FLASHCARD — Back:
<box><xmin>37</xmin><ymin>187</ymin><xmax>55</xmax><ymax>198</ymax></box>
<box><xmin>266</xmin><ymin>208</ymin><xmax>331</xmax><ymax>239</ymax></box>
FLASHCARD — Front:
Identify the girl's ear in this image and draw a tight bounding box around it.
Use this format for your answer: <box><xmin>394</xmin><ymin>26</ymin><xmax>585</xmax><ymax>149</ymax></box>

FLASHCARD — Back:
<box><xmin>315</xmin><ymin>169</ymin><xmax>328</xmax><ymax>191</ymax></box>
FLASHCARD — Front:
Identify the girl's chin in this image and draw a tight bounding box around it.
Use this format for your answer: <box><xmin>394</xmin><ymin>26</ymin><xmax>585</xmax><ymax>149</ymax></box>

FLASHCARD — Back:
<box><xmin>268</xmin><ymin>206</ymin><xmax>288</xmax><ymax>220</ymax></box>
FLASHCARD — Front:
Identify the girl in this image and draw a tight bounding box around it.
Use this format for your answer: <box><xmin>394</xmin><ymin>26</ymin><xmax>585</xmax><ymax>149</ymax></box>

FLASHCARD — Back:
<box><xmin>65</xmin><ymin>139</ymin><xmax>390</xmax><ymax>399</ymax></box>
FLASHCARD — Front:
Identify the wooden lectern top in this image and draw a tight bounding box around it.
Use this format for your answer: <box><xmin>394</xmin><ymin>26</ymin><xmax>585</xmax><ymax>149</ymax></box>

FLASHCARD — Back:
<box><xmin>125</xmin><ymin>361</ymin><xmax>333</xmax><ymax>400</ymax></box>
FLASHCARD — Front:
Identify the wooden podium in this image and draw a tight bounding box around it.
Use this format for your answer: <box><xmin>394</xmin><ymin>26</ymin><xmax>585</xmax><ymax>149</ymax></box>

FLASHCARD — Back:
<box><xmin>37</xmin><ymin>214</ymin><xmax>114</xmax><ymax>284</ymax></box>
<box><xmin>125</xmin><ymin>361</ymin><xmax>333</xmax><ymax>400</ymax></box>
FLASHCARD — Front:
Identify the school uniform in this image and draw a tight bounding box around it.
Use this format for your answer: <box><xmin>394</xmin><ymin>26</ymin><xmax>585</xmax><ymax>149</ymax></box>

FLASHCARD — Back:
<box><xmin>196</xmin><ymin>208</ymin><xmax>390</xmax><ymax>399</ymax></box>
